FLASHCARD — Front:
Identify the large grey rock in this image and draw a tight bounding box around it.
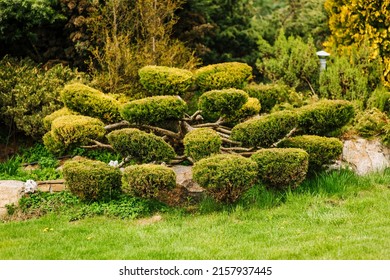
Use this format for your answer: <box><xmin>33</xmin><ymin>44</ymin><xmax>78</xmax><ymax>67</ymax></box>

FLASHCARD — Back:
<box><xmin>0</xmin><ymin>180</ymin><xmax>24</xmax><ymax>217</ymax></box>
<box><xmin>171</xmin><ymin>165</ymin><xmax>204</xmax><ymax>202</ymax></box>
<box><xmin>342</xmin><ymin>138</ymin><xmax>390</xmax><ymax>175</ymax></box>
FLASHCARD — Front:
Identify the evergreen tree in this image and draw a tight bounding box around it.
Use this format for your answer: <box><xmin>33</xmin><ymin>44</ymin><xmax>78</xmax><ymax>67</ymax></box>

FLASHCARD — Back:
<box><xmin>174</xmin><ymin>0</ymin><xmax>259</xmax><ymax>66</ymax></box>
<box><xmin>258</xmin><ymin>31</ymin><xmax>320</xmax><ymax>94</ymax></box>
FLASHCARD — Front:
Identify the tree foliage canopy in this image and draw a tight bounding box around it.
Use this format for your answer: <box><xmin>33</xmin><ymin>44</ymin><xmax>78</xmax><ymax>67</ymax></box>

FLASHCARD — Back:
<box><xmin>325</xmin><ymin>0</ymin><xmax>390</xmax><ymax>86</ymax></box>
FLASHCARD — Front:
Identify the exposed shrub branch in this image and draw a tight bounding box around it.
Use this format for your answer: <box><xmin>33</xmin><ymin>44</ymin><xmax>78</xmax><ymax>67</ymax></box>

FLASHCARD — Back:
<box><xmin>104</xmin><ymin>120</ymin><xmax>131</xmax><ymax>132</ymax></box>
<box><xmin>81</xmin><ymin>139</ymin><xmax>115</xmax><ymax>151</ymax></box>
<box><xmin>270</xmin><ymin>127</ymin><xmax>298</xmax><ymax>148</ymax></box>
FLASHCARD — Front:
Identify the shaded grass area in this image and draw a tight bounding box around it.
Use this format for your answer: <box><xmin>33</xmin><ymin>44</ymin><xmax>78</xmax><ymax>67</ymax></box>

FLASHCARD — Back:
<box><xmin>0</xmin><ymin>169</ymin><xmax>389</xmax><ymax>260</ymax></box>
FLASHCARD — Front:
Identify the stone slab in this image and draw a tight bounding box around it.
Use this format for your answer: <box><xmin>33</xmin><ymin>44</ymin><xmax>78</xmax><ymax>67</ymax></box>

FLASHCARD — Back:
<box><xmin>0</xmin><ymin>180</ymin><xmax>24</xmax><ymax>217</ymax></box>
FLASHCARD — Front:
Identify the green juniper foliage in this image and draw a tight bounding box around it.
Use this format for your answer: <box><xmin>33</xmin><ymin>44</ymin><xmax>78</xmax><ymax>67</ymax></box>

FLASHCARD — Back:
<box><xmin>106</xmin><ymin>128</ymin><xmax>176</xmax><ymax>163</ymax></box>
<box><xmin>122</xmin><ymin>164</ymin><xmax>176</xmax><ymax>199</ymax></box>
<box><xmin>251</xmin><ymin>148</ymin><xmax>309</xmax><ymax>190</ymax></box>
<box><xmin>193</xmin><ymin>154</ymin><xmax>258</xmax><ymax>203</ymax></box>
<box><xmin>183</xmin><ymin>128</ymin><xmax>222</xmax><ymax>162</ymax></box>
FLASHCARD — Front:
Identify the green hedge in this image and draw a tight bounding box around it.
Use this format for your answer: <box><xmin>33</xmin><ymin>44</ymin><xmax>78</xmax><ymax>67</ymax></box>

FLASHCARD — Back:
<box><xmin>106</xmin><ymin>128</ymin><xmax>176</xmax><ymax>163</ymax></box>
<box><xmin>277</xmin><ymin>135</ymin><xmax>343</xmax><ymax>172</ymax></box>
<box><xmin>120</xmin><ymin>95</ymin><xmax>187</xmax><ymax>125</ymax></box>
<box><xmin>122</xmin><ymin>164</ymin><xmax>176</xmax><ymax>199</ymax></box>
<box><xmin>297</xmin><ymin>100</ymin><xmax>355</xmax><ymax>136</ymax></box>
<box><xmin>63</xmin><ymin>159</ymin><xmax>122</xmax><ymax>201</ymax></box>
<box><xmin>193</xmin><ymin>154</ymin><xmax>258</xmax><ymax>203</ymax></box>
<box><xmin>183</xmin><ymin>128</ymin><xmax>222</xmax><ymax>161</ymax></box>
<box><xmin>250</xmin><ymin>148</ymin><xmax>308</xmax><ymax>190</ymax></box>
<box><xmin>198</xmin><ymin>88</ymin><xmax>249</xmax><ymax>118</ymax></box>
<box><xmin>43</xmin><ymin>115</ymin><xmax>106</xmax><ymax>155</ymax></box>
<box><xmin>231</xmin><ymin>110</ymin><xmax>298</xmax><ymax>147</ymax></box>
<box><xmin>61</xmin><ymin>83</ymin><xmax>121</xmax><ymax>123</ymax></box>
<box><xmin>244</xmin><ymin>83</ymin><xmax>301</xmax><ymax>113</ymax></box>
<box><xmin>138</xmin><ymin>65</ymin><xmax>193</xmax><ymax>96</ymax></box>
<box><xmin>195</xmin><ymin>62</ymin><xmax>252</xmax><ymax>91</ymax></box>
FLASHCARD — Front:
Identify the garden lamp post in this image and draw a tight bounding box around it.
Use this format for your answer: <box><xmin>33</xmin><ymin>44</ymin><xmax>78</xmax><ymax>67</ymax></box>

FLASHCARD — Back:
<box><xmin>316</xmin><ymin>50</ymin><xmax>330</xmax><ymax>71</ymax></box>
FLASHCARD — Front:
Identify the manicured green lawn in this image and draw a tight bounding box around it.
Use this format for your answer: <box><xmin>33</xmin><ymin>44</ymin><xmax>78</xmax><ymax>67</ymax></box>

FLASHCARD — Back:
<box><xmin>0</xmin><ymin>170</ymin><xmax>389</xmax><ymax>259</ymax></box>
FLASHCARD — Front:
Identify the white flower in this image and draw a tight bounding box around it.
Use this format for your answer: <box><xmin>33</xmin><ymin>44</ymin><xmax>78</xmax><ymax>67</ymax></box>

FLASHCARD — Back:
<box><xmin>108</xmin><ymin>160</ymin><xmax>119</xmax><ymax>167</ymax></box>
<box><xmin>24</xmin><ymin>179</ymin><xmax>38</xmax><ymax>194</ymax></box>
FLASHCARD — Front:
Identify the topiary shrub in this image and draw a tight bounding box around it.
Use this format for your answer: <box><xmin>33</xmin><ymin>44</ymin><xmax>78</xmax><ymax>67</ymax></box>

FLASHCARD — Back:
<box><xmin>297</xmin><ymin>99</ymin><xmax>355</xmax><ymax>136</ymax></box>
<box><xmin>106</xmin><ymin>128</ymin><xmax>176</xmax><ymax>163</ymax></box>
<box><xmin>193</xmin><ymin>154</ymin><xmax>258</xmax><ymax>203</ymax></box>
<box><xmin>250</xmin><ymin>148</ymin><xmax>309</xmax><ymax>190</ymax></box>
<box><xmin>61</xmin><ymin>83</ymin><xmax>121</xmax><ymax>123</ymax></box>
<box><xmin>122</xmin><ymin>164</ymin><xmax>176</xmax><ymax>199</ymax></box>
<box><xmin>198</xmin><ymin>88</ymin><xmax>249</xmax><ymax>119</ymax></box>
<box><xmin>195</xmin><ymin>62</ymin><xmax>252</xmax><ymax>91</ymax></box>
<box><xmin>44</xmin><ymin>115</ymin><xmax>106</xmax><ymax>155</ymax></box>
<box><xmin>231</xmin><ymin>110</ymin><xmax>299</xmax><ymax>147</ymax></box>
<box><xmin>120</xmin><ymin>95</ymin><xmax>187</xmax><ymax>125</ymax></box>
<box><xmin>63</xmin><ymin>158</ymin><xmax>122</xmax><ymax>201</ymax></box>
<box><xmin>43</xmin><ymin>107</ymin><xmax>78</xmax><ymax>131</ymax></box>
<box><xmin>277</xmin><ymin>135</ymin><xmax>343</xmax><ymax>172</ymax></box>
<box><xmin>183</xmin><ymin>128</ymin><xmax>222</xmax><ymax>161</ymax></box>
<box><xmin>138</xmin><ymin>65</ymin><xmax>194</xmax><ymax>96</ymax></box>
<box><xmin>244</xmin><ymin>83</ymin><xmax>301</xmax><ymax>113</ymax></box>
<box><xmin>225</xmin><ymin>97</ymin><xmax>261</xmax><ymax>124</ymax></box>
<box><xmin>355</xmin><ymin>108</ymin><xmax>389</xmax><ymax>138</ymax></box>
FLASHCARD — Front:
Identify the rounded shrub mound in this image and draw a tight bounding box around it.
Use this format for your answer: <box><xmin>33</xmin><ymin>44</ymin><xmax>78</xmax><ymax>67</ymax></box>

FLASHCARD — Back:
<box><xmin>138</xmin><ymin>65</ymin><xmax>193</xmax><ymax>96</ymax></box>
<box><xmin>122</xmin><ymin>164</ymin><xmax>176</xmax><ymax>199</ymax></box>
<box><xmin>277</xmin><ymin>135</ymin><xmax>343</xmax><ymax>172</ymax></box>
<box><xmin>44</xmin><ymin>115</ymin><xmax>106</xmax><ymax>154</ymax></box>
<box><xmin>355</xmin><ymin>108</ymin><xmax>389</xmax><ymax>138</ymax></box>
<box><xmin>106</xmin><ymin>128</ymin><xmax>176</xmax><ymax>163</ymax></box>
<box><xmin>225</xmin><ymin>97</ymin><xmax>261</xmax><ymax>124</ymax></box>
<box><xmin>198</xmin><ymin>88</ymin><xmax>249</xmax><ymax>118</ymax></box>
<box><xmin>61</xmin><ymin>83</ymin><xmax>121</xmax><ymax>123</ymax></box>
<box><xmin>63</xmin><ymin>158</ymin><xmax>122</xmax><ymax>201</ymax></box>
<box><xmin>193</xmin><ymin>154</ymin><xmax>258</xmax><ymax>203</ymax></box>
<box><xmin>244</xmin><ymin>83</ymin><xmax>298</xmax><ymax>113</ymax></box>
<box><xmin>195</xmin><ymin>62</ymin><xmax>252</xmax><ymax>91</ymax></box>
<box><xmin>250</xmin><ymin>148</ymin><xmax>309</xmax><ymax>190</ymax></box>
<box><xmin>183</xmin><ymin>128</ymin><xmax>222</xmax><ymax>161</ymax></box>
<box><xmin>297</xmin><ymin>100</ymin><xmax>355</xmax><ymax>136</ymax></box>
<box><xmin>120</xmin><ymin>95</ymin><xmax>187</xmax><ymax>125</ymax></box>
<box><xmin>231</xmin><ymin>110</ymin><xmax>298</xmax><ymax>147</ymax></box>
<box><xmin>43</xmin><ymin>107</ymin><xmax>78</xmax><ymax>131</ymax></box>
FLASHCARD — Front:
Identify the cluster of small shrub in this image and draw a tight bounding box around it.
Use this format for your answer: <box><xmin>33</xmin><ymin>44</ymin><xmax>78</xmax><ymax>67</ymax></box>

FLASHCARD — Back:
<box><xmin>3</xmin><ymin>59</ymin><xmax>390</xmax><ymax>219</ymax></box>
